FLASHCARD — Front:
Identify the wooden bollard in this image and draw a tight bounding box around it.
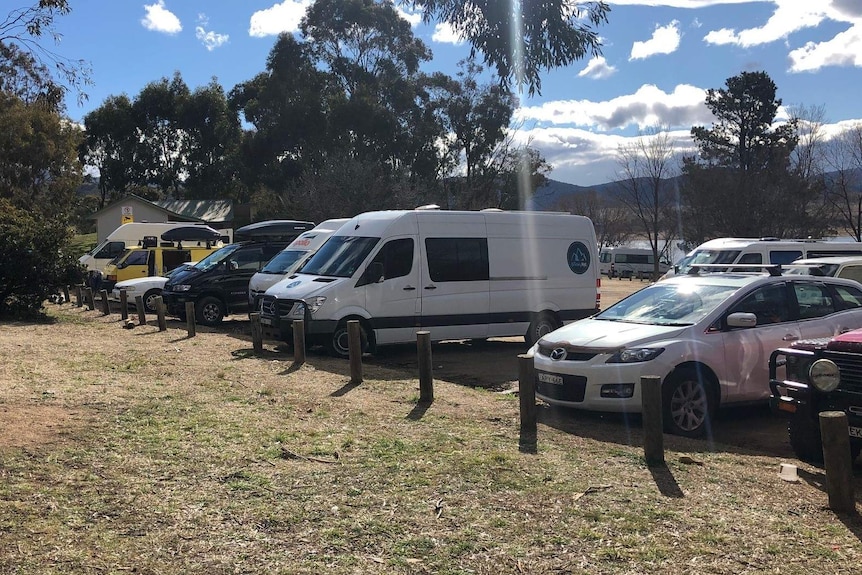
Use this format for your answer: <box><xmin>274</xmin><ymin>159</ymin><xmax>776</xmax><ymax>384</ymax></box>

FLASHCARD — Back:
<box><xmin>155</xmin><ymin>296</ymin><xmax>167</xmax><ymax>331</ymax></box>
<box><xmin>518</xmin><ymin>354</ymin><xmax>537</xmax><ymax>436</ymax></box>
<box><xmin>292</xmin><ymin>319</ymin><xmax>306</xmax><ymax>365</ymax></box>
<box><xmin>75</xmin><ymin>285</ymin><xmax>83</xmax><ymax>307</ymax></box>
<box><xmin>641</xmin><ymin>375</ymin><xmax>665</xmax><ymax>465</ymax></box>
<box><xmin>185</xmin><ymin>302</ymin><xmax>196</xmax><ymax>337</ymax></box>
<box><xmin>417</xmin><ymin>331</ymin><xmax>433</xmax><ymax>403</ymax></box>
<box><xmin>100</xmin><ymin>289</ymin><xmax>110</xmax><ymax>315</ymax></box>
<box><xmin>119</xmin><ymin>289</ymin><xmax>129</xmax><ymax>321</ymax></box>
<box><xmin>134</xmin><ymin>295</ymin><xmax>146</xmax><ymax>325</ymax></box>
<box><xmin>63</xmin><ymin>285</ymin><xmax>70</xmax><ymax>304</ymax></box>
<box><xmin>250</xmin><ymin>312</ymin><xmax>263</xmax><ymax>355</ymax></box>
<box><xmin>84</xmin><ymin>287</ymin><xmax>94</xmax><ymax>310</ymax></box>
<box><xmin>348</xmin><ymin>320</ymin><xmax>363</xmax><ymax>384</ymax></box>
<box><xmin>820</xmin><ymin>411</ymin><xmax>855</xmax><ymax>513</ymax></box>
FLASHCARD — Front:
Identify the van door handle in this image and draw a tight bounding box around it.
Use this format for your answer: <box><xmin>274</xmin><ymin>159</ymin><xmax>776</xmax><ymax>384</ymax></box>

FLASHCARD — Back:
<box><xmin>782</xmin><ymin>334</ymin><xmax>798</xmax><ymax>342</ymax></box>
<box><xmin>424</xmin><ymin>285</ymin><xmax>437</xmax><ymax>290</ymax></box>
<box><xmin>403</xmin><ymin>286</ymin><xmax>416</xmax><ymax>291</ymax></box>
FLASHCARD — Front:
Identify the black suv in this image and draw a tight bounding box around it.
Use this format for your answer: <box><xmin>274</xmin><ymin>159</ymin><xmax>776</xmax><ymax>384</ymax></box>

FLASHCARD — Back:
<box><xmin>160</xmin><ymin>220</ymin><xmax>314</xmax><ymax>326</ymax></box>
<box><xmin>769</xmin><ymin>330</ymin><xmax>862</xmax><ymax>463</ymax></box>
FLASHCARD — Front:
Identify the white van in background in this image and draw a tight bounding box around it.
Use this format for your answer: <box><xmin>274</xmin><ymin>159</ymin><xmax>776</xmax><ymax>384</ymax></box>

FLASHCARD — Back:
<box><xmin>248</xmin><ymin>218</ymin><xmax>350</xmax><ymax>308</ymax></box>
<box><xmin>599</xmin><ymin>246</ymin><xmax>671</xmax><ymax>278</ymax></box>
<box><xmin>257</xmin><ymin>209</ymin><xmax>600</xmax><ymax>357</ymax></box>
<box><xmin>79</xmin><ymin>222</ymin><xmax>232</xmax><ymax>274</ymax></box>
<box><xmin>665</xmin><ymin>237</ymin><xmax>862</xmax><ymax>278</ymax></box>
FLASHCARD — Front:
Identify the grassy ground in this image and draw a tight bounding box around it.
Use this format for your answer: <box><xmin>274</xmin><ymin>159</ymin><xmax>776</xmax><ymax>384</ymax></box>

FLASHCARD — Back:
<box><xmin>0</xmin><ymin>302</ymin><xmax>860</xmax><ymax>574</ymax></box>
<box><xmin>69</xmin><ymin>232</ymin><xmax>97</xmax><ymax>257</ymax></box>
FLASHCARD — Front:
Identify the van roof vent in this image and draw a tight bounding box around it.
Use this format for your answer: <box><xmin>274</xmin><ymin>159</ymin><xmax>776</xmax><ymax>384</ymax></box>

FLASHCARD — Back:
<box><xmin>480</xmin><ymin>208</ymin><xmax>504</xmax><ymax>212</ymax></box>
<box><xmin>415</xmin><ymin>204</ymin><xmax>441</xmax><ymax>210</ymax></box>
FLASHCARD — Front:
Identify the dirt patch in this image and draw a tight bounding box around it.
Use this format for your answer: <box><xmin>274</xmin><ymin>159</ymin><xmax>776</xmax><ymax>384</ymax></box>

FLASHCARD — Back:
<box><xmin>0</xmin><ymin>404</ymin><xmax>91</xmax><ymax>449</ymax></box>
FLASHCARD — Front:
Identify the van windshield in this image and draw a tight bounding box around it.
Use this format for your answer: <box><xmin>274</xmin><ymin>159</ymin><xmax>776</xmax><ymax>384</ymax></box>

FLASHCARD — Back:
<box><xmin>676</xmin><ymin>249</ymin><xmax>741</xmax><ymax>274</ymax></box>
<box><xmin>260</xmin><ymin>249</ymin><xmax>308</xmax><ymax>274</ymax></box>
<box><xmin>300</xmin><ymin>236</ymin><xmax>379</xmax><ymax>278</ymax></box>
<box><xmin>193</xmin><ymin>244</ymin><xmax>241</xmax><ymax>272</ymax></box>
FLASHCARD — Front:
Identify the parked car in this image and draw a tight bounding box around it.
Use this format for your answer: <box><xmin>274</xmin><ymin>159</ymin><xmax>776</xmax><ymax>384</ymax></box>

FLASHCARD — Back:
<box><xmin>530</xmin><ymin>267</ymin><xmax>862</xmax><ymax>437</ymax></box>
<box><xmin>781</xmin><ymin>256</ymin><xmax>862</xmax><ymax>283</ymax></box>
<box><xmin>769</xmin><ymin>329</ymin><xmax>862</xmax><ymax>463</ymax></box>
<box><xmin>110</xmin><ymin>264</ymin><xmax>195</xmax><ymax>314</ymax></box>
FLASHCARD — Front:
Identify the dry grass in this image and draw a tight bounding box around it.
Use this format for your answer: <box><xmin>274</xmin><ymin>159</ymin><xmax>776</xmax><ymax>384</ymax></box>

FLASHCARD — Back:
<box><xmin>0</xmin><ymin>294</ymin><xmax>860</xmax><ymax>574</ymax></box>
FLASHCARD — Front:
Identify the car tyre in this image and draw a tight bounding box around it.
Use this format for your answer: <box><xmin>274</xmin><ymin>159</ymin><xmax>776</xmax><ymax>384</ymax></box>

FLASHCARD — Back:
<box><xmin>327</xmin><ymin>319</ymin><xmax>370</xmax><ymax>359</ymax></box>
<box><xmin>142</xmin><ymin>289</ymin><xmax>162</xmax><ymax>315</ymax></box>
<box><xmin>525</xmin><ymin>313</ymin><xmax>560</xmax><ymax>347</ymax></box>
<box><xmin>196</xmin><ymin>296</ymin><xmax>225</xmax><ymax>326</ymax></box>
<box><xmin>788</xmin><ymin>416</ymin><xmax>824</xmax><ymax>463</ymax></box>
<box><xmin>662</xmin><ymin>368</ymin><xmax>716</xmax><ymax>438</ymax></box>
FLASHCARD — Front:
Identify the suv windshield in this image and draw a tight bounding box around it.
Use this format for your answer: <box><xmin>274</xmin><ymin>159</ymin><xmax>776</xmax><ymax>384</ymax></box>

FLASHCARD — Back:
<box><xmin>783</xmin><ymin>263</ymin><xmax>839</xmax><ymax>277</ymax></box>
<box><xmin>260</xmin><ymin>249</ymin><xmax>307</xmax><ymax>274</ymax></box>
<box><xmin>193</xmin><ymin>244</ymin><xmax>241</xmax><ymax>272</ymax></box>
<box><xmin>300</xmin><ymin>236</ymin><xmax>379</xmax><ymax>278</ymax></box>
<box><xmin>596</xmin><ymin>282</ymin><xmax>740</xmax><ymax>326</ymax></box>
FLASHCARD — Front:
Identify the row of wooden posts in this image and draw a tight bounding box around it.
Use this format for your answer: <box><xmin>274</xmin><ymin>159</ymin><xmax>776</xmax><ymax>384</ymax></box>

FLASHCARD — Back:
<box><xmin>70</xmin><ymin>285</ymin><xmax>855</xmax><ymax>513</ymax></box>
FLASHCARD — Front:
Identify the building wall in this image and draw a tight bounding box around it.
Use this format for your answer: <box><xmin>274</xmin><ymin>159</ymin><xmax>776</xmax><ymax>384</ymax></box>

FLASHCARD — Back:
<box><xmin>96</xmin><ymin>199</ymin><xmax>184</xmax><ymax>242</ymax></box>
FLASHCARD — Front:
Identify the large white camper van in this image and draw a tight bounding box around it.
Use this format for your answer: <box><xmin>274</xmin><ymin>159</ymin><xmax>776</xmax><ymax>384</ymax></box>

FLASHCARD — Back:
<box><xmin>665</xmin><ymin>237</ymin><xmax>862</xmax><ymax>278</ymax></box>
<box><xmin>257</xmin><ymin>209</ymin><xmax>600</xmax><ymax>357</ymax></box>
<box><xmin>599</xmin><ymin>246</ymin><xmax>671</xmax><ymax>278</ymax></box>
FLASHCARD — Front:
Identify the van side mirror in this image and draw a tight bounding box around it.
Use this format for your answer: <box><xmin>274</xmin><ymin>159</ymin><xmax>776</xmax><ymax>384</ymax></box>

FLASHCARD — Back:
<box><xmin>356</xmin><ymin>262</ymin><xmax>384</xmax><ymax>287</ymax></box>
<box><xmin>228</xmin><ymin>260</ymin><xmax>239</xmax><ymax>271</ymax></box>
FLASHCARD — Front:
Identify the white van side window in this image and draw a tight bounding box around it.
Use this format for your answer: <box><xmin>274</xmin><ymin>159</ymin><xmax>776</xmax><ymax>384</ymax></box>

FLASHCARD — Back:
<box><xmin>371</xmin><ymin>238</ymin><xmax>414</xmax><ymax>279</ymax></box>
<box><xmin>425</xmin><ymin>238</ymin><xmax>489</xmax><ymax>282</ymax></box>
<box><xmin>769</xmin><ymin>250</ymin><xmax>803</xmax><ymax>265</ymax></box>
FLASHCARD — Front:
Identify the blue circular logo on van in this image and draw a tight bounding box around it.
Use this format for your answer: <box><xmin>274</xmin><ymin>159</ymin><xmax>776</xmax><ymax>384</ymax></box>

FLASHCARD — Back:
<box><xmin>286</xmin><ymin>280</ymin><xmax>301</xmax><ymax>289</ymax></box>
<box><xmin>567</xmin><ymin>242</ymin><xmax>591</xmax><ymax>275</ymax></box>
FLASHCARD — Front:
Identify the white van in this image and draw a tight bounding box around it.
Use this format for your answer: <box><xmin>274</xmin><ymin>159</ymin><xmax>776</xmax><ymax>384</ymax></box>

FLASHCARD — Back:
<box><xmin>248</xmin><ymin>218</ymin><xmax>350</xmax><ymax>308</ymax></box>
<box><xmin>782</xmin><ymin>256</ymin><xmax>862</xmax><ymax>282</ymax></box>
<box><xmin>599</xmin><ymin>247</ymin><xmax>671</xmax><ymax>278</ymax></box>
<box><xmin>79</xmin><ymin>222</ymin><xmax>232</xmax><ymax>274</ymax></box>
<box><xmin>257</xmin><ymin>209</ymin><xmax>600</xmax><ymax>357</ymax></box>
<box><xmin>666</xmin><ymin>237</ymin><xmax>862</xmax><ymax>278</ymax></box>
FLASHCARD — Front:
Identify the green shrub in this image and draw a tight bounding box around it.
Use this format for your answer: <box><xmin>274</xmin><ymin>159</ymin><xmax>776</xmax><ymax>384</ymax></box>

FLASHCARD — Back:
<box><xmin>0</xmin><ymin>200</ymin><xmax>85</xmax><ymax>319</ymax></box>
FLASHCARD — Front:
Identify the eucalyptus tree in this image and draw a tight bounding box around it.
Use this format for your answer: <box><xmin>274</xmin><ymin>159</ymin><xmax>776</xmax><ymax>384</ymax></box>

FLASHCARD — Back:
<box><xmin>79</xmin><ymin>94</ymin><xmax>139</xmax><ymax>208</ymax></box>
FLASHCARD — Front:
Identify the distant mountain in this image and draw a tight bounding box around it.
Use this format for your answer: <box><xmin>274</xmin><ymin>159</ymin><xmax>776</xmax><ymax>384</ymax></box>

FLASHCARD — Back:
<box><xmin>529</xmin><ymin>178</ymin><xmax>621</xmax><ymax>211</ymax></box>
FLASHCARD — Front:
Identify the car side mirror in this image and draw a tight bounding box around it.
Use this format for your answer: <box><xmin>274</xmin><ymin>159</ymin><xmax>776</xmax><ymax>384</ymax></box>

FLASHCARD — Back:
<box><xmin>727</xmin><ymin>312</ymin><xmax>757</xmax><ymax>328</ymax></box>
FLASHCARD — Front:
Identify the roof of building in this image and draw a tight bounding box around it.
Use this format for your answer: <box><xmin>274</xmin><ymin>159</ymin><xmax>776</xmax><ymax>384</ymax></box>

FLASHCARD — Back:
<box><xmin>89</xmin><ymin>195</ymin><xmax>234</xmax><ymax>224</ymax></box>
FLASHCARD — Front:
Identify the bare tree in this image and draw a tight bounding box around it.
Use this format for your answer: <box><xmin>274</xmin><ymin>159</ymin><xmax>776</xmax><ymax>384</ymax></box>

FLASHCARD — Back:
<box><xmin>555</xmin><ymin>190</ymin><xmax>632</xmax><ymax>250</ymax></box>
<box><xmin>824</xmin><ymin>124</ymin><xmax>862</xmax><ymax>241</ymax></box>
<box><xmin>614</xmin><ymin>129</ymin><xmax>679</xmax><ymax>276</ymax></box>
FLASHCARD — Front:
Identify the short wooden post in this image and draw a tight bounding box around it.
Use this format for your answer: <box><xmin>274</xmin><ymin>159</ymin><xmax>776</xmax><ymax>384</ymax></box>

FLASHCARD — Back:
<box><xmin>134</xmin><ymin>295</ymin><xmax>146</xmax><ymax>325</ymax></box>
<box><xmin>84</xmin><ymin>287</ymin><xmax>94</xmax><ymax>310</ymax></box>
<box><xmin>63</xmin><ymin>285</ymin><xmax>70</xmax><ymax>304</ymax></box>
<box><xmin>250</xmin><ymin>312</ymin><xmax>263</xmax><ymax>355</ymax></box>
<box><xmin>518</xmin><ymin>354</ymin><xmax>537</xmax><ymax>436</ymax></box>
<box><xmin>417</xmin><ymin>331</ymin><xmax>433</xmax><ymax>403</ymax></box>
<box><xmin>292</xmin><ymin>319</ymin><xmax>306</xmax><ymax>365</ymax></box>
<box><xmin>348</xmin><ymin>320</ymin><xmax>363</xmax><ymax>384</ymax></box>
<box><xmin>75</xmin><ymin>285</ymin><xmax>83</xmax><ymax>307</ymax></box>
<box><xmin>641</xmin><ymin>375</ymin><xmax>664</xmax><ymax>465</ymax></box>
<box><xmin>119</xmin><ymin>289</ymin><xmax>129</xmax><ymax>321</ymax></box>
<box><xmin>185</xmin><ymin>302</ymin><xmax>196</xmax><ymax>337</ymax></box>
<box><xmin>155</xmin><ymin>296</ymin><xmax>167</xmax><ymax>331</ymax></box>
<box><xmin>100</xmin><ymin>289</ymin><xmax>110</xmax><ymax>315</ymax></box>
<box><xmin>819</xmin><ymin>411</ymin><xmax>855</xmax><ymax>513</ymax></box>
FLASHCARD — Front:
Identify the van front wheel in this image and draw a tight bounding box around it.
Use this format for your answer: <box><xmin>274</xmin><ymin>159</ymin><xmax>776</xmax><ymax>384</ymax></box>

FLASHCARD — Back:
<box><xmin>196</xmin><ymin>296</ymin><xmax>225</xmax><ymax>326</ymax></box>
<box><xmin>327</xmin><ymin>320</ymin><xmax>370</xmax><ymax>359</ymax></box>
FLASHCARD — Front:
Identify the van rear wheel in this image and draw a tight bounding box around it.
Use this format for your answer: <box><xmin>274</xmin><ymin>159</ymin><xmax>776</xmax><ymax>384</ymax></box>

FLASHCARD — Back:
<box><xmin>526</xmin><ymin>313</ymin><xmax>560</xmax><ymax>346</ymax></box>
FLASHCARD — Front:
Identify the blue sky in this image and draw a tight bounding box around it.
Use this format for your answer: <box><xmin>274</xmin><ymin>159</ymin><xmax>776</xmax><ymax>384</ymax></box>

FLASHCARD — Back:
<box><xmin>52</xmin><ymin>0</ymin><xmax>862</xmax><ymax>187</ymax></box>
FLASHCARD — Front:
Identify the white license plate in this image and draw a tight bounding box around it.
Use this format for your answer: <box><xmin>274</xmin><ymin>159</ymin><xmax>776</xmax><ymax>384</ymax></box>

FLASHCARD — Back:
<box><xmin>537</xmin><ymin>372</ymin><xmax>563</xmax><ymax>385</ymax></box>
<box><xmin>260</xmin><ymin>317</ymin><xmax>272</xmax><ymax>326</ymax></box>
<box><xmin>850</xmin><ymin>426</ymin><xmax>862</xmax><ymax>439</ymax></box>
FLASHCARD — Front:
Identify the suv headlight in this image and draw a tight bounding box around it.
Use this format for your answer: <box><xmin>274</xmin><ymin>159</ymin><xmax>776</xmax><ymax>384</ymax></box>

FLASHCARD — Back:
<box><xmin>174</xmin><ymin>284</ymin><xmax>192</xmax><ymax>292</ymax></box>
<box><xmin>607</xmin><ymin>348</ymin><xmax>665</xmax><ymax>363</ymax></box>
<box><xmin>809</xmin><ymin>359</ymin><xmax>840</xmax><ymax>392</ymax></box>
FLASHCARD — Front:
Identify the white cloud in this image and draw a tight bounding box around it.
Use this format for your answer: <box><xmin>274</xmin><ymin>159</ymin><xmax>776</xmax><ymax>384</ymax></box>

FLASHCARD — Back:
<box><xmin>432</xmin><ymin>22</ymin><xmax>466</xmax><ymax>45</ymax></box>
<box><xmin>195</xmin><ymin>15</ymin><xmax>229</xmax><ymax>51</ymax></box>
<box><xmin>630</xmin><ymin>20</ymin><xmax>681</xmax><ymax>59</ymax></box>
<box><xmin>141</xmin><ymin>0</ymin><xmax>181</xmax><ymax>34</ymax></box>
<box><xmin>703</xmin><ymin>2</ymin><xmax>825</xmax><ymax>47</ymax></box>
<box><xmin>789</xmin><ymin>24</ymin><xmax>862</xmax><ymax>72</ymax></box>
<box><xmin>249</xmin><ymin>1</ymin><xmax>312</xmax><ymax>38</ymax></box>
<box><xmin>516</xmin><ymin>84</ymin><xmax>711</xmax><ymax>131</ymax></box>
<box><xmin>396</xmin><ymin>5</ymin><xmax>423</xmax><ymax>27</ymax></box>
<box><xmin>578</xmin><ymin>56</ymin><xmax>617</xmax><ymax>79</ymax></box>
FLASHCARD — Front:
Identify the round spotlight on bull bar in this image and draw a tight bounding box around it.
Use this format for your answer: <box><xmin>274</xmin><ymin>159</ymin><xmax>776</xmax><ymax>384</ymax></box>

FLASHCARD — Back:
<box><xmin>809</xmin><ymin>359</ymin><xmax>840</xmax><ymax>393</ymax></box>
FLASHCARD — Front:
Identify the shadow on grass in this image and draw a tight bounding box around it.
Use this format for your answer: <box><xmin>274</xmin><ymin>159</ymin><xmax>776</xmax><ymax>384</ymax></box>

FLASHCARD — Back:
<box><xmin>406</xmin><ymin>400</ymin><xmax>431</xmax><ymax>421</ymax></box>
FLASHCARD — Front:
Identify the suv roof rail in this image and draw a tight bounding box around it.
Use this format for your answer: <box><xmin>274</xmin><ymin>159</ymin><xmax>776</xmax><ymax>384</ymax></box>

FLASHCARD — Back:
<box><xmin>688</xmin><ymin>263</ymin><xmax>783</xmax><ymax>276</ymax></box>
